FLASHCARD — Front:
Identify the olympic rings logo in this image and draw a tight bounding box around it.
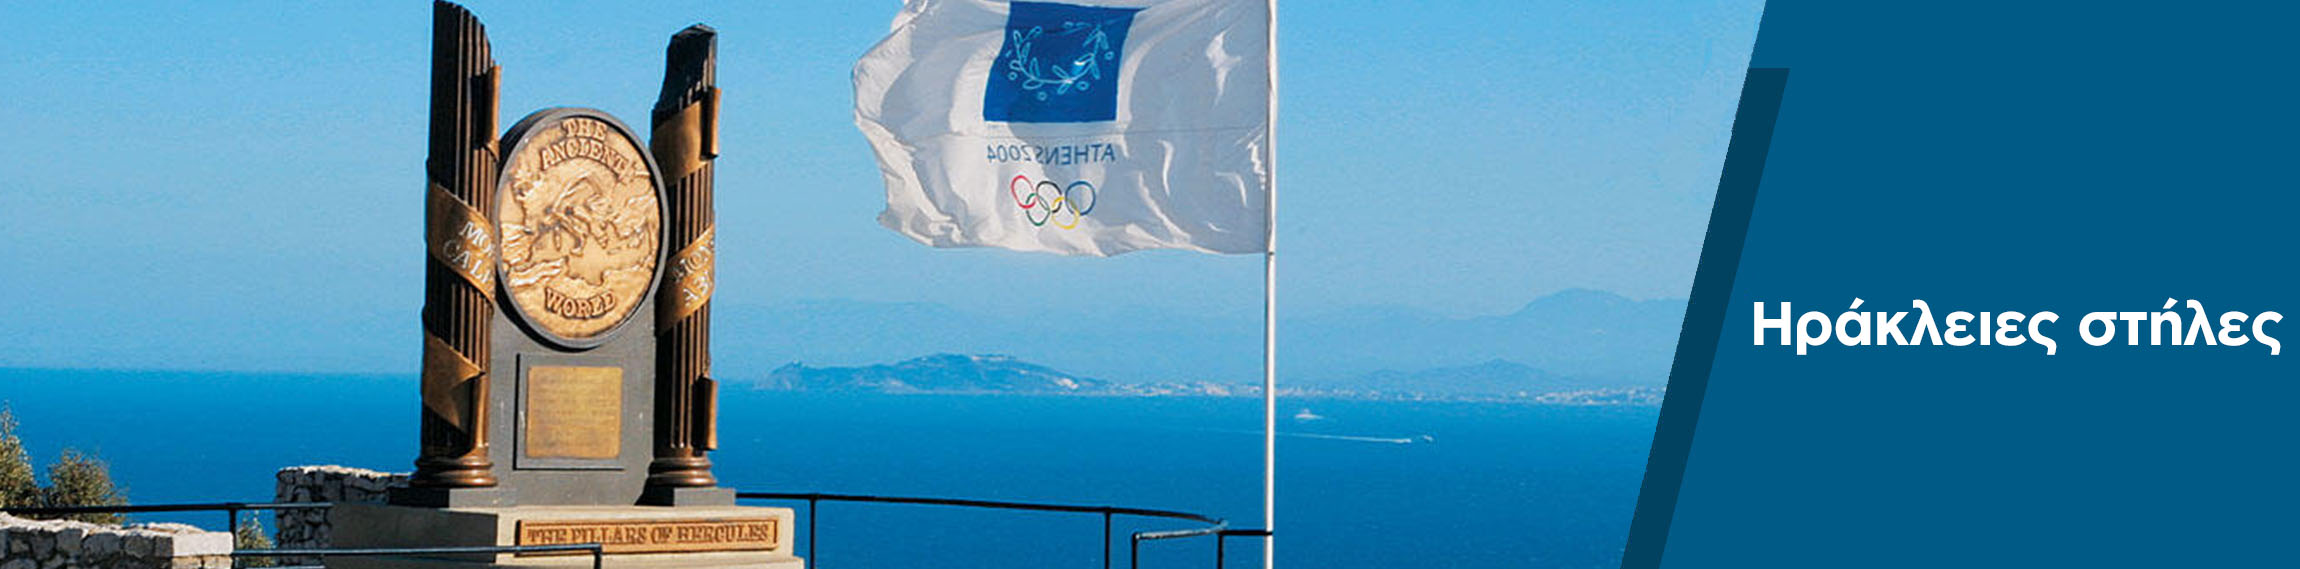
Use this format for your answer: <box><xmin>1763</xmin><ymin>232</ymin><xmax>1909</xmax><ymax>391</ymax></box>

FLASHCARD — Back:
<box><xmin>1009</xmin><ymin>174</ymin><xmax>1097</xmax><ymax>229</ymax></box>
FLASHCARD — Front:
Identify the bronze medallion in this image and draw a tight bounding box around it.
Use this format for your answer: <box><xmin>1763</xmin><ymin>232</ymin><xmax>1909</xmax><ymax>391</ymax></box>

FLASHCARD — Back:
<box><xmin>497</xmin><ymin>110</ymin><xmax>664</xmax><ymax>345</ymax></box>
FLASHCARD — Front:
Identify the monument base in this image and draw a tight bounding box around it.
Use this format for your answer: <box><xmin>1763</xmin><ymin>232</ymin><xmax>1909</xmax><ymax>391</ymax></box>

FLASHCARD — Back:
<box><xmin>328</xmin><ymin>503</ymin><xmax>804</xmax><ymax>569</ymax></box>
<box><xmin>638</xmin><ymin>486</ymin><xmax>736</xmax><ymax>506</ymax></box>
<box><xmin>388</xmin><ymin>486</ymin><xmax>514</xmax><ymax>508</ymax></box>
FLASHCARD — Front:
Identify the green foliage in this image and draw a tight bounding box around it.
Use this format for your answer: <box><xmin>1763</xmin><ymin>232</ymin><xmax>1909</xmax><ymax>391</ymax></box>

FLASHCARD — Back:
<box><xmin>1</xmin><ymin>402</ymin><xmax>133</xmax><ymax>525</ymax></box>
<box><xmin>234</xmin><ymin>516</ymin><xmax>277</xmax><ymax>567</ymax></box>
<box><xmin>0</xmin><ymin>406</ymin><xmax>37</xmax><ymax>508</ymax></box>
<box><xmin>41</xmin><ymin>449</ymin><xmax>127</xmax><ymax>524</ymax></box>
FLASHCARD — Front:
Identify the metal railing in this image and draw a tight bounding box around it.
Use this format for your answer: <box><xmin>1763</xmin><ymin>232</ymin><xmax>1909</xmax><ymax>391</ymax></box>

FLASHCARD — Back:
<box><xmin>1213</xmin><ymin>529</ymin><xmax>1275</xmax><ymax>569</ymax></box>
<box><xmin>0</xmin><ymin>501</ymin><xmax>329</xmax><ymax>536</ymax></box>
<box><xmin>737</xmin><ymin>491</ymin><xmax>1267</xmax><ymax>569</ymax></box>
<box><xmin>233</xmin><ymin>543</ymin><xmax>606</xmax><ymax>569</ymax></box>
<box><xmin>8</xmin><ymin>495</ymin><xmax>1267</xmax><ymax>569</ymax></box>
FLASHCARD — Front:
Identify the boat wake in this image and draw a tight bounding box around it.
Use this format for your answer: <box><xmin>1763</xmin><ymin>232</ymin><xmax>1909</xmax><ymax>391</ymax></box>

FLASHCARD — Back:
<box><xmin>1284</xmin><ymin>432</ymin><xmax>1419</xmax><ymax>444</ymax></box>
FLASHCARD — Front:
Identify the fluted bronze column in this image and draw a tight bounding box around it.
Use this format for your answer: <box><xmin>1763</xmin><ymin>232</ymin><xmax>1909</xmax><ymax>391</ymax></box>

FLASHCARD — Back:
<box><xmin>411</xmin><ymin>0</ymin><xmax>502</xmax><ymax>489</ymax></box>
<box><xmin>646</xmin><ymin>25</ymin><xmax>723</xmax><ymax>492</ymax></box>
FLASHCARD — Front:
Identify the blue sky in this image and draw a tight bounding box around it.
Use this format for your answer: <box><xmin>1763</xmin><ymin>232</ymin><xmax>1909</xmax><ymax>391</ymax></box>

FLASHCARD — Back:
<box><xmin>0</xmin><ymin>1</ymin><xmax>1763</xmax><ymax>372</ymax></box>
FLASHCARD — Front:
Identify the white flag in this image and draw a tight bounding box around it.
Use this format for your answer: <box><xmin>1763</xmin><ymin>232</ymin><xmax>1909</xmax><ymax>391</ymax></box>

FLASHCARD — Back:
<box><xmin>855</xmin><ymin>0</ymin><xmax>1273</xmax><ymax>257</ymax></box>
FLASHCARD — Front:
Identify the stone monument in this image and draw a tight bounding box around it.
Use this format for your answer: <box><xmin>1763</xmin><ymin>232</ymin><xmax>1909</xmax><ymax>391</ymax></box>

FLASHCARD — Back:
<box><xmin>327</xmin><ymin>3</ymin><xmax>799</xmax><ymax>567</ymax></box>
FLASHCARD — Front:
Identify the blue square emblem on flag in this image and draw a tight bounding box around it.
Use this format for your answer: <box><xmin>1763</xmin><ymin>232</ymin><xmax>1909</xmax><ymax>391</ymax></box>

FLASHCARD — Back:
<box><xmin>984</xmin><ymin>2</ymin><xmax>1140</xmax><ymax>123</ymax></box>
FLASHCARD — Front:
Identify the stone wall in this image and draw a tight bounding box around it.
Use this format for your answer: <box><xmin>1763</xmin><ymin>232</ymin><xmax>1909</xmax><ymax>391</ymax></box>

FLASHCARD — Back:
<box><xmin>273</xmin><ymin>465</ymin><xmax>406</xmax><ymax>560</ymax></box>
<box><xmin>0</xmin><ymin>514</ymin><xmax>232</xmax><ymax>569</ymax></box>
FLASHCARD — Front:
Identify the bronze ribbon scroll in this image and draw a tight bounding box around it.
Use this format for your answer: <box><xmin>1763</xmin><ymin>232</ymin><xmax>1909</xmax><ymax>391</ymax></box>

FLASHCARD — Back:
<box><xmin>420</xmin><ymin>332</ymin><xmax>485</xmax><ymax>432</ymax></box>
<box><xmin>427</xmin><ymin>181</ymin><xmax>498</xmax><ymax>293</ymax></box>
<box><xmin>648</xmin><ymin>86</ymin><xmax>719</xmax><ymax>178</ymax></box>
<box><xmin>660</xmin><ymin>226</ymin><xmax>716</xmax><ymax>330</ymax></box>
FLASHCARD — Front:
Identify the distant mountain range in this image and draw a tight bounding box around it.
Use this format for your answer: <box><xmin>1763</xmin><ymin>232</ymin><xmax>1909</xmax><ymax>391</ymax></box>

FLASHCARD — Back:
<box><xmin>1340</xmin><ymin>359</ymin><xmax>1585</xmax><ymax>396</ymax></box>
<box><xmin>715</xmin><ymin>289</ymin><xmax>1687</xmax><ymax>388</ymax></box>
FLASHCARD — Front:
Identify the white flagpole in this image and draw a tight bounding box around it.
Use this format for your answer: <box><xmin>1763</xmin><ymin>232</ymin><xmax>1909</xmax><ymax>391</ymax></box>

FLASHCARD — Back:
<box><xmin>1262</xmin><ymin>247</ymin><xmax>1277</xmax><ymax>569</ymax></box>
<box><xmin>1261</xmin><ymin>0</ymin><xmax>1280</xmax><ymax>567</ymax></box>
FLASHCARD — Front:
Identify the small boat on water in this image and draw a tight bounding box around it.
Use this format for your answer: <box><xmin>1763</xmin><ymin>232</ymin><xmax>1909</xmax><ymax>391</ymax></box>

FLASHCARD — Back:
<box><xmin>1292</xmin><ymin>408</ymin><xmax>1325</xmax><ymax>421</ymax></box>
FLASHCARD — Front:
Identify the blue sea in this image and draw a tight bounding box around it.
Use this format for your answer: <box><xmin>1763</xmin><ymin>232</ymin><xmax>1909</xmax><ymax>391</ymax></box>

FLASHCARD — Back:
<box><xmin>0</xmin><ymin>369</ymin><xmax>1657</xmax><ymax>568</ymax></box>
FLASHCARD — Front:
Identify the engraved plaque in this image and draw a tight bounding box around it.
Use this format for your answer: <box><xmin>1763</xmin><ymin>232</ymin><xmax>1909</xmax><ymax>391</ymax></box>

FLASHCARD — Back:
<box><xmin>523</xmin><ymin>365</ymin><xmax>622</xmax><ymax>460</ymax></box>
<box><xmin>516</xmin><ymin>518</ymin><xmax>778</xmax><ymax>554</ymax></box>
<box><xmin>497</xmin><ymin>110</ymin><xmax>664</xmax><ymax>346</ymax></box>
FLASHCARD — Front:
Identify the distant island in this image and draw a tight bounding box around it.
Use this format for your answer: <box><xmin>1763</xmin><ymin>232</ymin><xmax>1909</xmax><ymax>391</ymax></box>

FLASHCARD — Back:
<box><xmin>754</xmin><ymin>354</ymin><xmax>1662</xmax><ymax>406</ymax></box>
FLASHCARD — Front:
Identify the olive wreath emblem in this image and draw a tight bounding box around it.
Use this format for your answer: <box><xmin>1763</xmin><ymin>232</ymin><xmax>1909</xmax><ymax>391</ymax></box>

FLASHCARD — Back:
<box><xmin>1002</xmin><ymin>21</ymin><xmax>1120</xmax><ymax>101</ymax></box>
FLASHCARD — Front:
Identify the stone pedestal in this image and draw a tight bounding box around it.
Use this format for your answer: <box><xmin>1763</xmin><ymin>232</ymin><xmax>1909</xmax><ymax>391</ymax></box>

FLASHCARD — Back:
<box><xmin>0</xmin><ymin>514</ymin><xmax>234</xmax><ymax>569</ymax></box>
<box><xmin>327</xmin><ymin>504</ymin><xmax>803</xmax><ymax>569</ymax></box>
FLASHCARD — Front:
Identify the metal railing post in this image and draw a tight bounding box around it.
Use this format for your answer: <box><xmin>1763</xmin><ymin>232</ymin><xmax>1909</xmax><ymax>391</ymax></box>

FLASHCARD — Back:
<box><xmin>1102</xmin><ymin>510</ymin><xmax>1113</xmax><ymax>569</ymax></box>
<box><xmin>1130</xmin><ymin>534</ymin><xmax>1141</xmax><ymax>569</ymax></box>
<box><xmin>808</xmin><ymin>495</ymin><xmax>819</xmax><ymax>568</ymax></box>
<box><xmin>1216</xmin><ymin>531</ymin><xmax>1226</xmax><ymax>569</ymax></box>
